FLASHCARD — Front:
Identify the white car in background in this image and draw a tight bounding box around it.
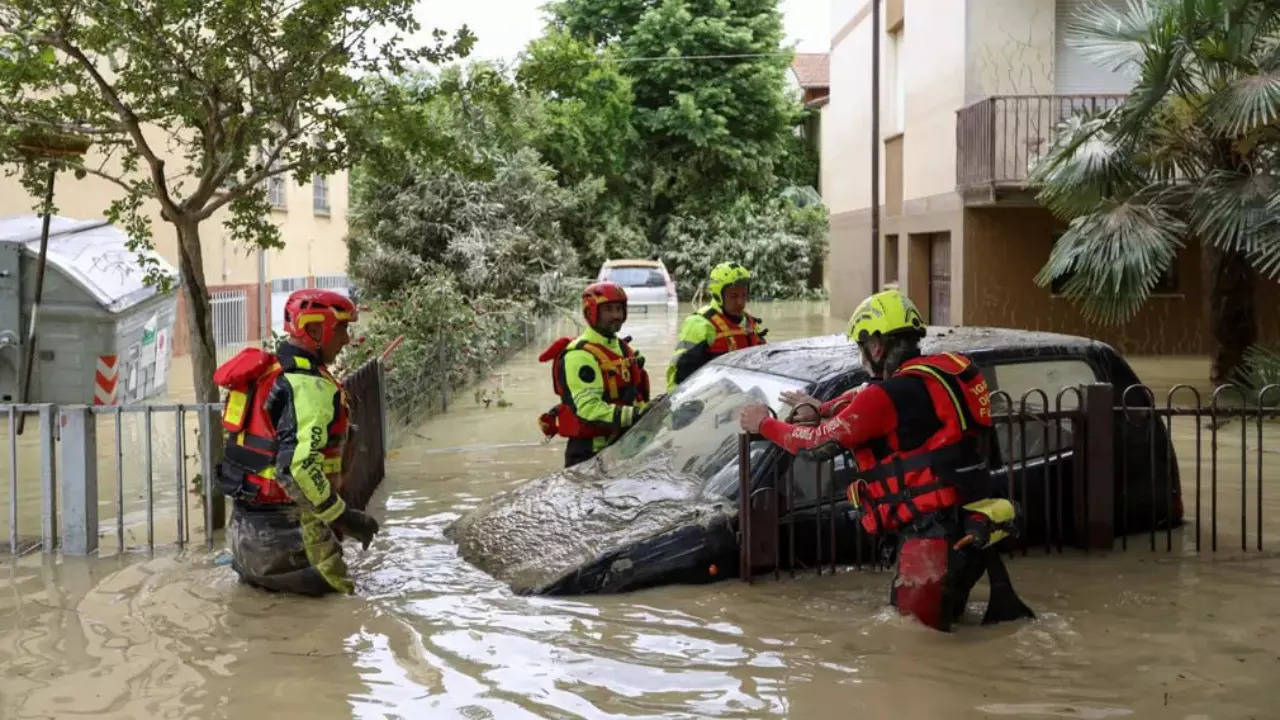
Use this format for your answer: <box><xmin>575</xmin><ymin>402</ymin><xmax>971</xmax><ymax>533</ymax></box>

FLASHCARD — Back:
<box><xmin>597</xmin><ymin>259</ymin><xmax>678</xmax><ymax>313</ymax></box>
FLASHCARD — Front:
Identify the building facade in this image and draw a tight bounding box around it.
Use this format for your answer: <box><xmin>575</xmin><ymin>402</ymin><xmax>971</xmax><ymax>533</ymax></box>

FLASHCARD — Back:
<box><xmin>822</xmin><ymin>0</ymin><xmax>1280</xmax><ymax>354</ymax></box>
<box><xmin>0</xmin><ymin>162</ymin><xmax>351</xmax><ymax>357</ymax></box>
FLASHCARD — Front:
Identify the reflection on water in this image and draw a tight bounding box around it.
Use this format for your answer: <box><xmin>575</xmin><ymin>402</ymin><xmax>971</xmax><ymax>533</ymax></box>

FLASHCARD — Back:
<box><xmin>3</xmin><ymin>302</ymin><xmax>1280</xmax><ymax>718</ymax></box>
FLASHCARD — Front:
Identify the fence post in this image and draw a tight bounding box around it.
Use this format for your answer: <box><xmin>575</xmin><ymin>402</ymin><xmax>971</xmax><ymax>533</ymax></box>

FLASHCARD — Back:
<box><xmin>39</xmin><ymin>405</ymin><xmax>56</xmax><ymax>552</ymax></box>
<box><xmin>59</xmin><ymin>406</ymin><xmax>98</xmax><ymax>555</ymax></box>
<box><xmin>1078</xmin><ymin>384</ymin><xmax>1115</xmax><ymax>550</ymax></box>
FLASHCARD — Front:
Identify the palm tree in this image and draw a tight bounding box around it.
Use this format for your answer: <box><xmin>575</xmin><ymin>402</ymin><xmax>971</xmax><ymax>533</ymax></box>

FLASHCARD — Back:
<box><xmin>1031</xmin><ymin>0</ymin><xmax>1280</xmax><ymax>384</ymax></box>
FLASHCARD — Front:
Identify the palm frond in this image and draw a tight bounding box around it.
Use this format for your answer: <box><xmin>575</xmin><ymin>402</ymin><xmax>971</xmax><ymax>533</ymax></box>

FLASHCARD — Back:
<box><xmin>1035</xmin><ymin>201</ymin><xmax>1186</xmax><ymax>324</ymax></box>
<box><xmin>1208</xmin><ymin>69</ymin><xmax>1280</xmax><ymax>136</ymax></box>
<box><xmin>1031</xmin><ymin>113</ymin><xmax>1145</xmax><ymax>219</ymax></box>
<box><xmin>1066</xmin><ymin>0</ymin><xmax>1158</xmax><ymax>75</ymax></box>
<box><xmin>1234</xmin><ymin>343</ymin><xmax>1280</xmax><ymax>395</ymax></box>
<box><xmin>1190</xmin><ymin>170</ymin><xmax>1280</xmax><ymax>276</ymax></box>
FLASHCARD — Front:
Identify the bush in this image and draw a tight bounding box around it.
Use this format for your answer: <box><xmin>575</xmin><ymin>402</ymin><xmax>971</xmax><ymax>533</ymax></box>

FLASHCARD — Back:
<box><xmin>659</xmin><ymin>189</ymin><xmax>828</xmax><ymax>301</ymax></box>
<box><xmin>340</xmin><ymin>274</ymin><xmax>546</xmax><ymax>424</ymax></box>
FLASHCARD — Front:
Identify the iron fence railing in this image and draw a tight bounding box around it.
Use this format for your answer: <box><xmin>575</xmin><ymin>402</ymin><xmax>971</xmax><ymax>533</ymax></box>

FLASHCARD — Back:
<box><xmin>956</xmin><ymin>94</ymin><xmax>1127</xmax><ymax>190</ymax></box>
<box><xmin>736</xmin><ymin>382</ymin><xmax>1280</xmax><ymax>583</ymax></box>
<box><xmin>1</xmin><ymin>356</ymin><xmax>388</xmax><ymax>556</ymax></box>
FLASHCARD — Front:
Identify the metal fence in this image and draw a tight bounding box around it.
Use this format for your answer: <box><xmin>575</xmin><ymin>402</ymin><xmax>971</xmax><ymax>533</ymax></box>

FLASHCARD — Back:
<box><xmin>735</xmin><ymin>382</ymin><xmax>1280</xmax><ymax>583</ymax></box>
<box><xmin>0</xmin><ymin>356</ymin><xmax>388</xmax><ymax>556</ymax></box>
<box><xmin>956</xmin><ymin>94</ymin><xmax>1127</xmax><ymax>190</ymax></box>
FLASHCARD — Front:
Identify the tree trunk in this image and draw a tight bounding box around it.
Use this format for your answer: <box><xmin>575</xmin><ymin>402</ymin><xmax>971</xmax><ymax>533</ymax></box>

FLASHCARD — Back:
<box><xmin>174</xmin><ymin>217</ymin><xmax>227</xmax><ymax>529</ymax></box>
<box><xmin>175</xmin><ymin>219</ymin><xmax>220</xmax><ymax>404</ymax></box>
<box><xmin>1207</xmin><ymin>245</ymin><xmax>1257</xmax><ymax>386</ymax></box>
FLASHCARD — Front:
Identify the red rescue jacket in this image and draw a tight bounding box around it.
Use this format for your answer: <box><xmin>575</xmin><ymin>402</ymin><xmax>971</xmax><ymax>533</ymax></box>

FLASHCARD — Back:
<box><xmin>214</xmin><ymin>347</ymin><xmax>349</xmax><ymax>504</ymax></box>
<box><xmin>846</xmin><ymin>353</ymin><xmax>993</xmax><ymax>534</ymax></box>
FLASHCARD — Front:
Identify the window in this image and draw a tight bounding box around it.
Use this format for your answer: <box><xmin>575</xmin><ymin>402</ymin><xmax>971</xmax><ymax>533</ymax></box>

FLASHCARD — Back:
<box><xmin>604</xmin><ymin>266</ymin><xmax>666</xmax><ymax>288</ymax></box>
<box><xmin>986</xmin><ymin>359</ymin><xmax>1096</xmax><ymax>462</ymax></box>
<box><xmin>1049</xmin><ymin>231</ymin><xmax>1178</xmax><ymax>295</ymax></box>
<box><xmin>267</xmin><ymin>175</ymin><xmax>287</xmax><ymax>210</ymax></box>
<box><xmin>885</xmin><ymin>234</ymin><xmax>900</xmax><ymax>284</ymax></box>
<box><xmin>313</xmin><ymin>174</ymin><xmax>330</xmax><ymax>214</ymax></box>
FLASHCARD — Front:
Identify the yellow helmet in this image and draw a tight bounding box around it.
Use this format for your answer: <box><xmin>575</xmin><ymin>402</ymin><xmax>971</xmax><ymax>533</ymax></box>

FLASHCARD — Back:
<box><xmin>846</xmin><ymin>289</ymin><xmax>926</xmax><ymax>344</ymax></box>
<box><xmin>708</xmin><ymin>262</ymin><xmax>751</xmax><ymax>304</ymax></box>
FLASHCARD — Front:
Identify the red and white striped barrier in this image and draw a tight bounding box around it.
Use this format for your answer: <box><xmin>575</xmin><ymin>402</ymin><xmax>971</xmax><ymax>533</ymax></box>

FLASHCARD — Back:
<box><xmin>94</xmin><ymin>355</ymin><xmax>119</xmax><ymax>406</ymax></box>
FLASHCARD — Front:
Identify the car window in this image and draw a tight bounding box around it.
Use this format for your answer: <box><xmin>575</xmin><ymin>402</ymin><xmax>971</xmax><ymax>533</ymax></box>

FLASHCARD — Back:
<box><xmin>604</xmin><ymin>266</ymin><xmax>667</xmax><ymax>288</ymax></box>
<box><xmin>985</xmin><ymin>359</ymin><xmax>1096</xmax><ymax>462</ymax></box>
<box><xmin>596</xmin><ymin>365</ymin><xmax>807</xmax><ymax>498</ymax></box>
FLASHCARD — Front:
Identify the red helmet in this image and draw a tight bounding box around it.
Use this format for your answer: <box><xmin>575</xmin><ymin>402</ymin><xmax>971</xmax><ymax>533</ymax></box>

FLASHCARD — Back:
<box><xmin>581</xmin><ymin>282</ymin><xmax>627</xmax><ymax>327</ymax></box>
<box><xmin>284</xmin><ymin>289</ymin><xmax>357</xmax><ymax>352</ymax></box>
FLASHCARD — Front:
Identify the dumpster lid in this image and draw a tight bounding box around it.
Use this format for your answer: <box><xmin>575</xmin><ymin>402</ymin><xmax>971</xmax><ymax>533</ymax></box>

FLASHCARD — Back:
<box><xmin>0</xmin><ymin>215</ymin><xmax>178</xmax><ymax>313</ymax></box>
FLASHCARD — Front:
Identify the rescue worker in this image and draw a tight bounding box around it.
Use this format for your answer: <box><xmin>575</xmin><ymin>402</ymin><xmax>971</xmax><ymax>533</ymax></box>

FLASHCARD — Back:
<box><xmin>738</xmin><ymin>289</ymin><xmax>1034</xmax><ymax>632</ymax></box>
<box><xmin>666</xmin><ymin>262</ymin><xmax>767</xmax><ymax>393</ymax></box>
<box><xmin>538</xmin><ymin>282</ymin><xmax>651</xmax><ymax>468</ymax></box>
<box><xmin>213</xmin><ymin>288</ymin><xmax>380</xmax><ymax>596</ymax></box>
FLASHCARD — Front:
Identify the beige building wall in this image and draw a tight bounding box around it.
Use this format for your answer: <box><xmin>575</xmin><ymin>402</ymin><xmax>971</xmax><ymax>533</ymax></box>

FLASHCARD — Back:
<box><xmin>822</xmin><ymin>2</ymin><xmax>877</xmax><ymax>313</ymax></box>
<box><xmin>964</xmin><ymin>0</ymin><xmax>1056</xmax><ymax>101</ymax></box>
<box><xmin>0</xmin><ymin>165</ymin><xmax>348</xmax><ymax>288</ymax></box>
<box><xmin>0</xmin><ymin>149</ymin><xmax>350</xmax><ymax>353</ymax></box>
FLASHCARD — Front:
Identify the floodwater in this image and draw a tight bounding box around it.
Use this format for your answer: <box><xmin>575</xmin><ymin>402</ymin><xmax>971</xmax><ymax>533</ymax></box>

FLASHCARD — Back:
<box><xmin>3</xmin><ymin>301</ymin><xmax>1280</xmax><ymax>719</ymax></box>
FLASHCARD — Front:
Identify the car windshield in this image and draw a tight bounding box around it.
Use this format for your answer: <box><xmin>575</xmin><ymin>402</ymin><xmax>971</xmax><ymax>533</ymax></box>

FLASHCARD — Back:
<box><xmin>604</xmin><ymin>266</ymin><xmax>666</xmax><ymax>288</ymax></box>
<box><xmin>595</xmin><ymin>364</ymin><xmax>808</xmax><ymax>499</ymax></box>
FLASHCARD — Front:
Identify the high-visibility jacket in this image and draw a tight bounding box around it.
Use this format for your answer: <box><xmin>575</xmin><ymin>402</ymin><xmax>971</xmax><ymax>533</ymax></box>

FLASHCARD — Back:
<box><xmin>213</xmin><ymin>343</ymin><xmax>349</xmax><ymax>525</ymax></box>
<box><xmin>538</xmin><ymin>327</ymin><xmax>650</xmax><ymax>453</ymax></box>
<box><xmin>666</xmin><ymin>302</ymin><xmax>766</xmax><ymax>392</ymax></box>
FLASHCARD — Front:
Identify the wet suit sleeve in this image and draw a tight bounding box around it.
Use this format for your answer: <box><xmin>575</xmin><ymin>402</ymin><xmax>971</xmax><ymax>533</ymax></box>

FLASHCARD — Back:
<box><xmin>760</xmin><ymin>383</ymin><xmax>899</xmax><ymax>457</ymax></box>
<box><xmin>819</xmin><ymin>385</ymin><xmax>867</xmax><ymax>418</ymax></box>
<box><xmin>267</xmin><ymin>373</ymin><xmax>347</xmax><ymax>524</ymax></box>
<box><xmin>563</xmin><ymin>348</ymin><xmax>636</xmax><ymax>429</ymax></box>
<box><xmin>666</xmin><ymin>314</ymin><xmax>717</xmax><ymax>391</ymax></box>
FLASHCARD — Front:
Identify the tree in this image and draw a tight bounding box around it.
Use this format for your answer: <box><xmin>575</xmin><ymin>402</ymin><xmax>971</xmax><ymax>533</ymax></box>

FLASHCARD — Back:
<box><xmin>546</xmin><ymin>0</ymin><xmax>805</xmax><ymax>232</ymax></box>
<box><xmin>0</xmin><ymin>0</ymin><xmax>473</xmax><ymax>403</ymax></box>
<box><xmin>348</xmin><ymin>64</ymin><xmax>584</xmax><ymax>303</ymax></box>
<box><xmin>1031</xmin><ymin>0</ymin><xmax>1280</xmax><ymax>384</ymax></box>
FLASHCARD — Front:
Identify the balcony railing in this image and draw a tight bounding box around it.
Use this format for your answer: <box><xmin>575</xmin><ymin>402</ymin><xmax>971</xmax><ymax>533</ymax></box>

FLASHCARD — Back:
<box><xmin>956</xmin><ymin>94</ymin><xmax>1126</xmax><ymax>193</ymax></box>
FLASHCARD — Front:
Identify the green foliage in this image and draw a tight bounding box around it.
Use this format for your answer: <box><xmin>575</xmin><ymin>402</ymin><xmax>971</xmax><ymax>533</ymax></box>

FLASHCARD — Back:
<box><xmin>1031</xmin><ymin>0</ymin><xmax>1280</xmax><ymax>325</ymax></box>
<box><xmin>1235</xmin><ymin>344</ymin><xmax>1280</xmax><ymax>395</ymax></box>
<box><xmin>0</xmin><ymin>0</ymin><xmax>473</xmax><ymax>402</ymax></box>
<box><xmin>548</xmin><ymin>0</ymin><xmax>806</xmax><ymax>214</ymax></box>
<box><xmin>661</xmin><ymin>188</ymin><xmax>828</xmax><ymax>300</ymax></box>
<box><xmin>338</xmin><ymin>274</ymin><xmax>549</xmax><ymax>423</ymax></box>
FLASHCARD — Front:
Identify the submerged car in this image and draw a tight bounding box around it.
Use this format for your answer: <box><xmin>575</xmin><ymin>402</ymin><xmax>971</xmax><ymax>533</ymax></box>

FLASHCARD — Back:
<box><xmin>447</xmin><ymin>328</ymin><xmax>1182</xmax><ymax>595</ymax></box>
<box><xmin>597</xmin><ymin>259</ymin><xmax>678</xmax><ymax>312</ymax></box>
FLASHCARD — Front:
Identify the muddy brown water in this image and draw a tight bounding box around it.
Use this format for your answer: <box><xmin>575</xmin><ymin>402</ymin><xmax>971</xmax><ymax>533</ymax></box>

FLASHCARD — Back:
<box><xmin>3</xmin><ymin>302</ymin><xmax>1280</xmax><ymax>719</ymax></box>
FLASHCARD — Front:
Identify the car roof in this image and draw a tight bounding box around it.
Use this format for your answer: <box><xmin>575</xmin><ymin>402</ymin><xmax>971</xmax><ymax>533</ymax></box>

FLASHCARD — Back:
<box><xmin>719</xmin><ymin>326</ymin><xmax>1117</xmax><ymax>384</ymax></box>
<box><xmin>602</xmin><ymin>259</ymin><xmax>662</xmax><ymax>268</ymax></box>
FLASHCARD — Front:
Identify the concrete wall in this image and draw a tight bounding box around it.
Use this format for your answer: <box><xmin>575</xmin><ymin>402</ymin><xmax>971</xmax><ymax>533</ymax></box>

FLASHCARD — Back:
<box><xmin>965</xmin><ymin>0</ymin><xmax>1056</xmax><ymax>103</ymax></box>
<box><xmin>962</xmin><ymin>207</ymin><xmax>1280</xmax><ymax>353</ymax></box>
<box><xmin>823</xmin><ymin>2</ymin><xmax>878</xmax><ymax>315</ymax></box>
<box><xmin>900</xmin><ymin>0</ymin><xmax>967</xmax><ymax>204</ymax></box>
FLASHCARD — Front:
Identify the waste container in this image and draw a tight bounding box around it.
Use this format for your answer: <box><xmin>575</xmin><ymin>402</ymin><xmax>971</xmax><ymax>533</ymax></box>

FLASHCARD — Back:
<box><xmin>0</xmin><ymin>216</ymin><xmax>179</xmax><ymax>405</ymax></box>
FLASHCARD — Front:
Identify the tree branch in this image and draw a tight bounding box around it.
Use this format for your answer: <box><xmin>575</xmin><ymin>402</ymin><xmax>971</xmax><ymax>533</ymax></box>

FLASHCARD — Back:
<box><xmin>46</xmin><ymin>32</ymin><xmax>182</xmax><ymax>220</ymax></box>
<box><xmin>79</xmin><ymin>166</ymin><xmax>142</xmax><ymax>196</ymax></box>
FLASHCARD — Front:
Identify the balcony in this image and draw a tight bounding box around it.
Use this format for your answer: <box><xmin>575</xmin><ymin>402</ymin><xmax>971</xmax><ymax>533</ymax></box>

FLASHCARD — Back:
<box><xmin>956</xmin><ymin>94</ymin><xmax>1126</xmax><ymax>205</ymax></box>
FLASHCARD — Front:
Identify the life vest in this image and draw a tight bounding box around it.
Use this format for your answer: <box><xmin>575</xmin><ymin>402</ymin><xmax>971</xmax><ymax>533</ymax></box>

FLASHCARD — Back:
<box><xmin>703</xmin><ymin>306</ymin><xmax>766</xmax><ymax>355</ymax></box>
<box><xmin>537</xmin><ymin>335</ymin><xmax>650</xmax><ymax>439</ymax></box>
<box><xmin>845</xmin><ymin>352</ymin><xmax>993</xmax><ymax>535</ymax></box>
<box><xmin>213</xmin><ymin>347</ymin><xmax>349</xmax><ymax>504</ymax></box>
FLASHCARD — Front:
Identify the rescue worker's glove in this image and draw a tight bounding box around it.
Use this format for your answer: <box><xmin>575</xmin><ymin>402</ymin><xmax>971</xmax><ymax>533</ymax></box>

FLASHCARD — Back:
<box><xmin>334</xmin><ymin>507</ymin><xmax>380</xmax><ymax>550</ymax></box>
